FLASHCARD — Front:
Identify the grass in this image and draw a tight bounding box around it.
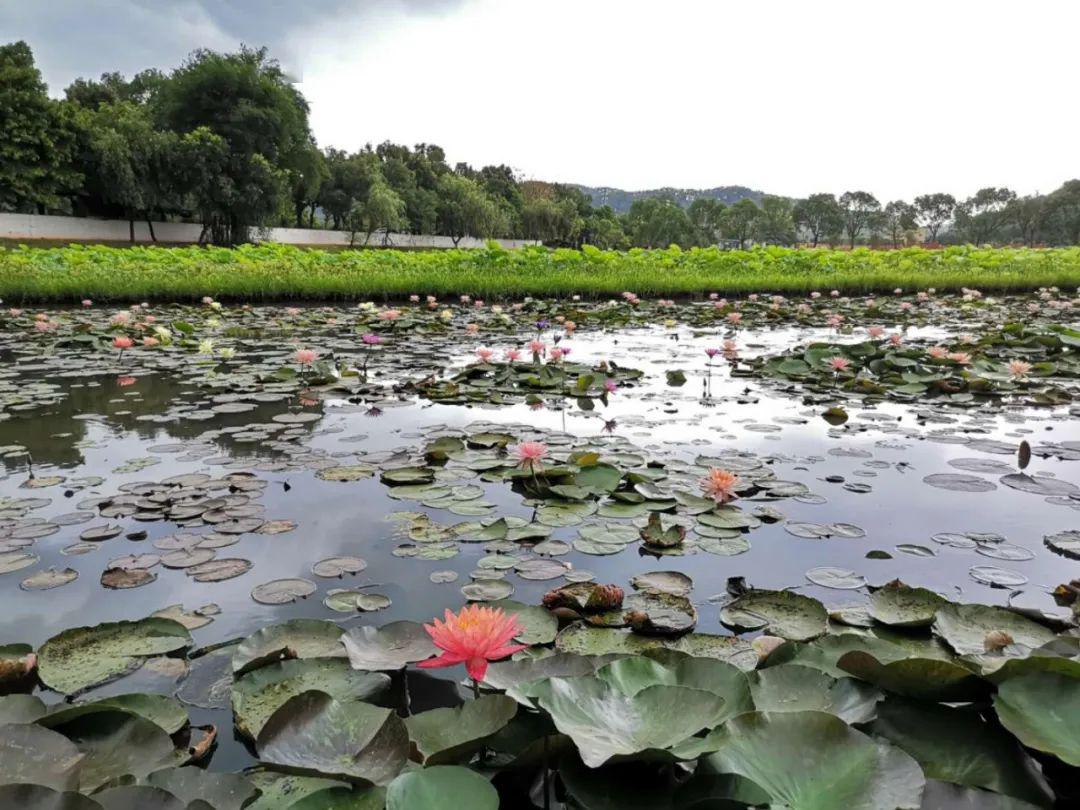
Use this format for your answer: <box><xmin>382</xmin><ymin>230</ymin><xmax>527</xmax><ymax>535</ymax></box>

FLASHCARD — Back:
<box><xmin>1</xmin><ymin>242</ymin><xmax>1078</xmax><ymax>303</ymax></box>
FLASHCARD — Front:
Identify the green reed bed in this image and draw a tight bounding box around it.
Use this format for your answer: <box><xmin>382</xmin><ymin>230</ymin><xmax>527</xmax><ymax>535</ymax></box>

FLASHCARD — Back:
<box><xmin>1</xmin><ymin>242</ymin><xmax>1079</xmax><ymax>302</ymax></box>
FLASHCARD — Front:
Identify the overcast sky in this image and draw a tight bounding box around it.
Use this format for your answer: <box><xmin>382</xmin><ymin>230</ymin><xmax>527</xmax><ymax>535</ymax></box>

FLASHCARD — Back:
<box><xmin>5</xmin><ymin>0</ymin><xmax>1078</xmax><ymax>200</ymax></box>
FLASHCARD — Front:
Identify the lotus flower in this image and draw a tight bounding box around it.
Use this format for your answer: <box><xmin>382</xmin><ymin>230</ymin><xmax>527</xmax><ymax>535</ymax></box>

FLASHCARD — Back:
<box><xmin>701</xmin><ymin>467</ymin><xmax>739</xmax><ymax>503</ymax></box>
<box><xmin>827</xmin><ymin>356</ymin><xmax>851</xmax><ymax>372</ymax></box>
<box><xmin>1008</xmin><ymin>359</ymin><xmax>1032</xmax><ymax>379</ymax></box>
<box><xmin>417</xmin><ymin>605</ymin><xmax>528</xmax><ymax>682</ymax></box>
<box><xmin>511</xmin><ymin>441</ymin><xmax>548</xmax><ymax>470</ymax></box>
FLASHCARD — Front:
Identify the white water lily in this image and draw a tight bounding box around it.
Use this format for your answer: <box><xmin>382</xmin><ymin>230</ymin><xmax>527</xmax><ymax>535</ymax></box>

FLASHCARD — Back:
<box><xmin>218</xmin><ymin>347</ymin><xmax>236</xmax><ymax>359</ymax></box>
<box><xmin>198</xmin><ymin>339</ymin><xmax>214</xmax><ymax>355</ymax></box>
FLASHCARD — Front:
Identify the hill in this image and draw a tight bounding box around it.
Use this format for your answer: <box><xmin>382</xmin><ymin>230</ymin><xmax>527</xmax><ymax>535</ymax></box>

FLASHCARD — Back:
<box><xmin>571</xmin><ymin>185</ymin><xmax>765</xmax><ymax>214</ymax></box>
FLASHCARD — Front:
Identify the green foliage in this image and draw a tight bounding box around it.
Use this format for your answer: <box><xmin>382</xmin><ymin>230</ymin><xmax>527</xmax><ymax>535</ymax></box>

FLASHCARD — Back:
<box><xmin>0</xmin><ymin>42</ymin><xmax>80</xmax><ymax>212</ymax></box>
<box><xmin>2</xmin><ymin>243</ymin><xmax>1080</xmax><ymax>302</ymax></box>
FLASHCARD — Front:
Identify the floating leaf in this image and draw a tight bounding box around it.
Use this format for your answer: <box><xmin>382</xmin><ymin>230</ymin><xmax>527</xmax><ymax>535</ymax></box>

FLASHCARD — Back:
<box><xmin>405</xmin><ymin>695</ymin><xmax>517</xmax><ymax>764</ymax></box>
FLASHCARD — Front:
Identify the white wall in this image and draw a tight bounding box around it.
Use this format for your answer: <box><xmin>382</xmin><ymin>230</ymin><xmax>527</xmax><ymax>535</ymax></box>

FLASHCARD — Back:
<box><xmin>0</xmin><ymin>213</ymin><xmax>537</xmax><ymax>250</ymax></box>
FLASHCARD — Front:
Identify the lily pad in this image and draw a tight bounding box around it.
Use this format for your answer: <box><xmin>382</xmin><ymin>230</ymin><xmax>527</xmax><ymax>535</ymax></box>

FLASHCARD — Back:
<box><xmin>404</xmin><ymin>694</ymin><xmax>517</xmax><ymax>764</ymax></box>
<box><xmin>869</xmin><ymin>581</ymin><xmax>948</xmax><ymax>628</ymax></box>
<box><xmin>994</xmin><ymin>672</ymin><xmax>1080</xmax><ymax>766</ymax></box>
<box><xmin>385</xmin><ymin>766</ymin><xmax>498</xmax><ymax>810</ymax></box>
<box><xmin>720</xmin><ymin>590</ymin><xmax>828</xmax><ymax>641</ymax></box>
<box><xmin>933</xmin><ymin>604</ymin><xmax>1056</xmax><ymax>656</ymax></box>
<box><xmin>256</xmin><ymin>691</ymin><xmax>408</xmax><ymax>784</ymax></box>
<box><xmin>37</xmin><ymin>618</ymin><xmax>192</xmax><ymax>696</ymax></box>
<box><xmin>233</xmin><ymin>658</ymin><xmax>391</xmax><ymax>739</ymax></box>
<box><xmin>341</xmin><ymin>621</ymin><xmax>438</xmax><ymax>671</ymax></box>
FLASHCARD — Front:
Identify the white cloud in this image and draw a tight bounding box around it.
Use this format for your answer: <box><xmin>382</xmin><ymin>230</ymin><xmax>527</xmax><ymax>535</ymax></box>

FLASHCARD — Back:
<box><xmin>9</xmin><ymin>0</ymin><xmax>1079</xmax><ymax>200</ymax></box>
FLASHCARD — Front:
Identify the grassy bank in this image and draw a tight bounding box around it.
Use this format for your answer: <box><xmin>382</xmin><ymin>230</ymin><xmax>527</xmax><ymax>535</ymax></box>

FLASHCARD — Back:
<box><xmin>1</xmin><ymin>243</ymin><xmax>1078</xmax><ymax>303</ymax></box>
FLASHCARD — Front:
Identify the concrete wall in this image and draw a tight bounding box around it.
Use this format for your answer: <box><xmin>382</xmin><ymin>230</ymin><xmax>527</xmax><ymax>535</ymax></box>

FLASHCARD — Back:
<box><xmin>0</xmin><ymin>213</ymin><xmax>538</xmax><ymax>250</ymax></box>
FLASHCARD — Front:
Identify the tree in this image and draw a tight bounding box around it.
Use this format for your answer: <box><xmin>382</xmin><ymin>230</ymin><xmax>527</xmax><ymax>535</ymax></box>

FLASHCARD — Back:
<box><xmin>285</xmin><ymin>140</ymin><xmax>328</xmax><ymax>227</ymax></box>
<box><xmin>70</xmin><ymin>100</ymin><xmax>178</xmax><ymax>239</ymax></box>
<box><xmin>154</xmin><ymin>47</ymin><xmax>312</xmax><ymax>243</ymax></box>
<box><xmin>436</xmin><ymin>173</ymin><xmax>505</xmax><ymax>245</ymax></box>
<box><xmin>720</xmin><ymin>198</ymin><xmax>760</xmax><ymax>248</ymax></box>
<box><xmin>65</xmin><ymin>69</ymin><xmax>166</xmax><ymax>108</ymax></box>
<box><xmin>623</xmin><ymin>197</ymin><xmax>694</xmax><ymax>248</ymax></box>
<box><xmin>317</xmin><ymin>148</ymin><xmax>379</xmax><ymax>230</ymax></box>
<box><xmin>838</xmin><ymin>191</ymin><xmax>881</xmax><ymax>248</ymax></box>
<box><xmin>687</xmin><ymin>198</ymin><xmax>726</xmax><ymax>245</ymax></box>
<box><xmin>881</xmin><ymin>200</ymin><xmax>917</xmax><ymax>248</ymax></box>
<box><xmin>954</xmin><ymin>187</ymin><xmax>1016</xmax><ymax>245</ymax></box>
<box><xmin>1006</xmin><ymin>195</ymin><xmax>1046</xmax><ymax>247</ymax></box>
<box><xmin>754</xmin><ymin>195</ymin><xmax>796</xmax><ymax>245</ymax></box>
<box><xmin>792</xmin><ymin>194</ymin><xmax>843</xmax><ymax>247</ymax></box>
<box><xmin>1043</xmin><ymin>180</ymin><xmax>1080</xmax><ymax>245</ymax></box>
<box><xmin>0</xmin><ymin>42</ymin><xmax>80</xmax><ymax>212</ymax></box>
<box><xmin>584</xmin><ymin>206</ymin><xmax>628</xmax><ymax>249</ymax></box>
<box><xmin>346</xmin><ymin>180</ymin><xmax>406</xmax><ymax>246</ymax></box>
<box><xmin>913</xmin><ymin>193</ymin><xmax>956</xmax><ymax>243</ymax></box>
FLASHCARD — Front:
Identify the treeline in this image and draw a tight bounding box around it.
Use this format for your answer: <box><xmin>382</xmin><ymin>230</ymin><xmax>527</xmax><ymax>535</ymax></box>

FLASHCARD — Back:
<box><xmin>3</xmin><ymin>40</ymin><xmax>1080</xmax><ymax>249</ymax></box>
<box><xmin>632</xmin><ymin>187</ymin><xmax>1080</xmax><ymax>250</ymax></box>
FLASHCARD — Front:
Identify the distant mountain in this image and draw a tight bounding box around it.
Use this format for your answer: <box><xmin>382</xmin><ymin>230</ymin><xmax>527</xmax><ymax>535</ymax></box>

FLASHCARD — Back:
<box><xmin>572</xmin><ymin>185</ymin><xmax>765</xmax><ymax>214</ymax></box>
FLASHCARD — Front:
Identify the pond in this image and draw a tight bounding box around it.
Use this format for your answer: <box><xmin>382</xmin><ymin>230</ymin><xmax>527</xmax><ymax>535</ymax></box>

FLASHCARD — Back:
<box><xmin>1</xmin><ymin>291</ymin><xmax>1078</xmax><ymax>807</ymax></box>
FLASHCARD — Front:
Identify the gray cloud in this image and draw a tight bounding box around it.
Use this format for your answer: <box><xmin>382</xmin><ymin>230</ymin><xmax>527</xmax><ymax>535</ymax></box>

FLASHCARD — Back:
<box><xmin>2</xmin><ymin>0</ymin><xmax>464</xmax><ymax>94</ymax></box>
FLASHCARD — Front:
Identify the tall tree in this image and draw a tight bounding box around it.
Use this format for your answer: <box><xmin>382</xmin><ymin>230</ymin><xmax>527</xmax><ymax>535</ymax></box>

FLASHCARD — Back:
<box><xmin>1044</xmin><ymin>180</ymin><xmax>1080</xmax><ymax>245</ymax></box>
<box><xmin>436</xmin><ymin>173</ymin><xmax>505</xmax><ymax>245</ymax></box>
<box><xmin>285</xmin><ymin>140</ymin><xmax>328</xmax><ymax>227</ymax></box>
<box><xmin>154</xmin><ymin>47</ymin><xmax>311</xmax><ymax>243</ymax></box>
<box><xmin>0</xmin><ymin>42</ymin><xmax>80</xmax><ymax>213</ymax></box>
<box><xmin>913</xmin><ymin>193</ymin><xmax>956</xmax><ymax>243</ymax></box>
<box><xmin>954</xmin><ymin>187</ymin><xmax>1016</xmax><ymax>244</ymax></box>
<box><xmin>838</xmin><ymin>191</ymin><xmax>881</xmax><ymax>248</ymax></box>
<box><xmin>792</xmin><ymin>194</ymin><xmax>843</xmax><ymax>247</ymax></box>
<box><xmin>754</xmin><ymin>195</ymin><xmax>796</xmax><ymax>245</ymax></box>
<box><xmin>687</xmin><ymin>198</ymin><xmax>726</xmax><ymax>245</ymax></box>
<box><xmin>346</xmin><ymin>180</ymin><xmax>406</xmax><ymax>246</ymax></box>
<box><xmin>624</xmin><ymin>197</ymin><xmax>694</xmax><ymax>248</ymax></box>
<box><xmin>1006</xmin><ymin>195</ymin><xmax>1046</xmax><ymax>247</ymax></box>
<box><xmin>70</xmin><ymin>100</ymin><xmax>178</xmax><ymax>239</ymax></box>
<box><xmin>719</xmin><ymin>198</ymin><xmax>761</xmax><ymax>249</ymax></box>
<box><xmin>881</xmin><ymin>200</ymin><xmax>917</xmax><ymax>248</ymax></box>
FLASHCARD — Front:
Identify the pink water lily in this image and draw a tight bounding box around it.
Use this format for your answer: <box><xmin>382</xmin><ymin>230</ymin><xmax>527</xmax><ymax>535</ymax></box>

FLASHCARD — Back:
<box><xmin>417</xmin><ymin>605</ymin><xmax>528</xmax><ymax>683</ymax></box>
<box><xmin>1008</xmin><ymin>359</ymin><xmax>1033</xmax><ymax>379</ymax></box>
<box><xmin>827</xmin><ymin>356</ymin><xmax>851</xmax><ymax>372</ymax></box>
<box><xmin>701</xmin><ymin>468</ymin><xmax>739</xmax><ymax>503</ymax></box>
<box><xmin>294</xmin><ymin>349</ymin><xmax>318</xmax><ymax>365</ymax></box>
<box><xmin>511</xmin><ymin>441</ymin><xmax>548</xmax><ymax>470</ymax></box>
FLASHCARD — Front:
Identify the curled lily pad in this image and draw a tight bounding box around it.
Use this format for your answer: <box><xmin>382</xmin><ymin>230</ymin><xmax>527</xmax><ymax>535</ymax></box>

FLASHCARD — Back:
<box><xmin>994</xmin><ymin>672</ymin><xmax>1080</xmax><ymax>766</ymax></box>
<box><xmin>252</xmin><ymin>578</ymin><xmax>317</xmax><ymax>605</ymax></box>
<box><xmin>37</xmin><ymin>617</ymin><xmax>191</xmax><ymax>696</ymax></box>
<box><xmin>837</xmin><ymin>650</ymin><xmax>989</xmax><ymax>703</ymax></box>
<box><xmin>805</xmin><ymin>566</ymin><xmax>866</xmax><ymax>590</ymax></box>
<box><xmin>233</xmin><ymin>619</ymin><xmax>347</xmax><ymax>675</ymax></box>
<box><xmin>20</xmin><ymin>567</ymin><xmax>78</xmax><ymax>591</ymax></box>
<box><xmin>870</xmin><ymin>697</ymin><xmax>1053</xmax><ymax>807</ymax></box>
<box><xmin>1044</xmin><ymin>530</ymin><xmax>1080</xmax><ymax>559</ymax></box>
<box><xmin>312</xmin><ymin>556</ymin><xmax>367</xmax><ymax>578</ymax></box>
<box><xmin>0</xmin><ymin>723</ymin><xmax>84</xmax><ymax>791</ymax></box>
<box><xmin>233</xmin><ymin>658</ymin><xmax>391</xmax><ymax>740</ymax></box>
<box><xmin>869</xmin><ymin>581</ymin><xmax>948</xmax><ymax>628</ymax></box>
<box><xmin>404</xmin><ymin>695</ymin><xmax>517</xmax><ymax>764</ymax></box>
<box><xmin>145</xmin><ymin>768</ymin><xmax>261</xmax><ymax>810</ymax></box>
<box><xmin>934</xmin><ymin>604</ymin><xmax>1055</xmax><ymax>657</ymax></box>
<box><xmin>525</xmin><ymin>669</ymin><xmax>731</xmax><ymax>767</ymax></box>
<box><xmin>630</xmin><ymin>570</ymin><xmax>693</xmax><ymax>597</ymax></box>
<box><xmin>720</xmin><ymin>590</ymin><xmax>828</xmax><ymax>642</ymax></box>
<box><xmin>341</xmin><ymin>621</ymin><xmax>438</xmax><ymax>671</ymax></box>
<box><xmin>386</xmin><ymin>766</ymin><xmax>498</xmax><ymax>810</ymax></box>
<box><xmin>0</xmin><ymin>785</ymin><xmax>101</xmax><ymax>809</ymax></box>
<box><xmin>922</xmin><ymin>473</ymin><xmax>997</xmax><ymax>492</ymax></box>
<box><xmin>40</xmin><ymin>693</ymin><xmax>188</xmax><ymax>734</ymax></box>
<box><xmin>555</xmin><ymin>624</ymin><xmax>758</xmax><ymax>671</ymax></box>
<box><xmin>694</xmin><ymin>710</ymin><xmax>925</xmax><ymax>810</ymax></box>
<box><xmin>256</xmin><ymin>691</ymin><xmax>408</xmax><ymax>784</ymax></box>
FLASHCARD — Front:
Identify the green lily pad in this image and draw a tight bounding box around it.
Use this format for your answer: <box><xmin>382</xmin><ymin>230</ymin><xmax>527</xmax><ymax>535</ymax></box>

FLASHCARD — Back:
<box><xmin>933</xmin><ymin>604</ymin><xmax>1056</xmax><ymax>657</ymax></box>
<box><xmin>837</xmin><ymin>650</ymin><xmax>988</xmax><ymax>702</ymax></box>
<box><xmin>0</xmin><ymin>723</ymin><xmax>84</xmax><ymax>791</ymax></box>
<box><xmin>40</xmin><ymin>693</ymin><xmax>188</xmax><ymax>735</ymax></box>
<box><xmin>144</xmin><ymin>768</ymin><xmax>260</xmax><ymax>810</ymax></box>
<box><xmin>869</xmin><ymin>581</ymin><xmax>948</xmax><ymax>627</ymax></box>
<box><xmin>720</xmin><ymin>590</ymin><xmax>828</xmax><ymax>641</ymax></box>
<box><xmin>555</xmin><ymin>624</ymin><xmax>758</xmax><ymax>670</ymax></box>
<box><xmin>490</xmin><ymin>599</ymin><xmax>557</xmax><ymax>645</ymax></box>
<box><xmin>51</xmin><ymin>709</ymin><xmax>178</xmax><ymax>792</ymax></box>
<box><xmin>233</xmin><ymin>658</ymin><xmax>391</xmax><ymax>739</ymax></box>
<box><xmin>870</xmin><ymin>697</ymin><xmax>1053</xmax><ymax>807</ymax></box>
<box><xmin>698</xmin><ymin>711</ymin><xmax>925</xmax><ymax>810</ymax></box>
<box><xmin>256</xmin><ymin>691</ymin><xmax>408</xmax><ymax>785</ymax></box>
<box><xmin>233</xmin><ymin>619</ymin><xmax>346</xmax><ymax>675</ymax></box>
<box><xmin>0</xmin><ymin>785</ymin><xmax>102</xmax><ymax>810</ymax></box>
<box><xmin>748</xmin><ymin>664</ymin><xmax>881</xmax><ymax>724</ymax></box>
<box><xmin>404</xmin><ymin>694</ymin><xmax>517</xmax><ymax>764</ymax></box>
<box><xmin>37</xmin><ymin>618</ymin><xmax>192</xmax><ymax>696</ymax></box>
<box><xmin>385</xmin><ymin>766</ymin><xmax>498</xmax><ymax>810</ymax></box>
<box><xmin>526</xmin><ymin>671</ymin><xmax>731</xmax><ymax>766</ymax></box>
<box><xmin>994</xmin><ymin>672</ymin><xmax>1080</xmax><ymax>766</ymax></box>
<box><xmin>340</xmin><ymin>621</ymin><xmax>438</xmax><ymax>671</ymax></box>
